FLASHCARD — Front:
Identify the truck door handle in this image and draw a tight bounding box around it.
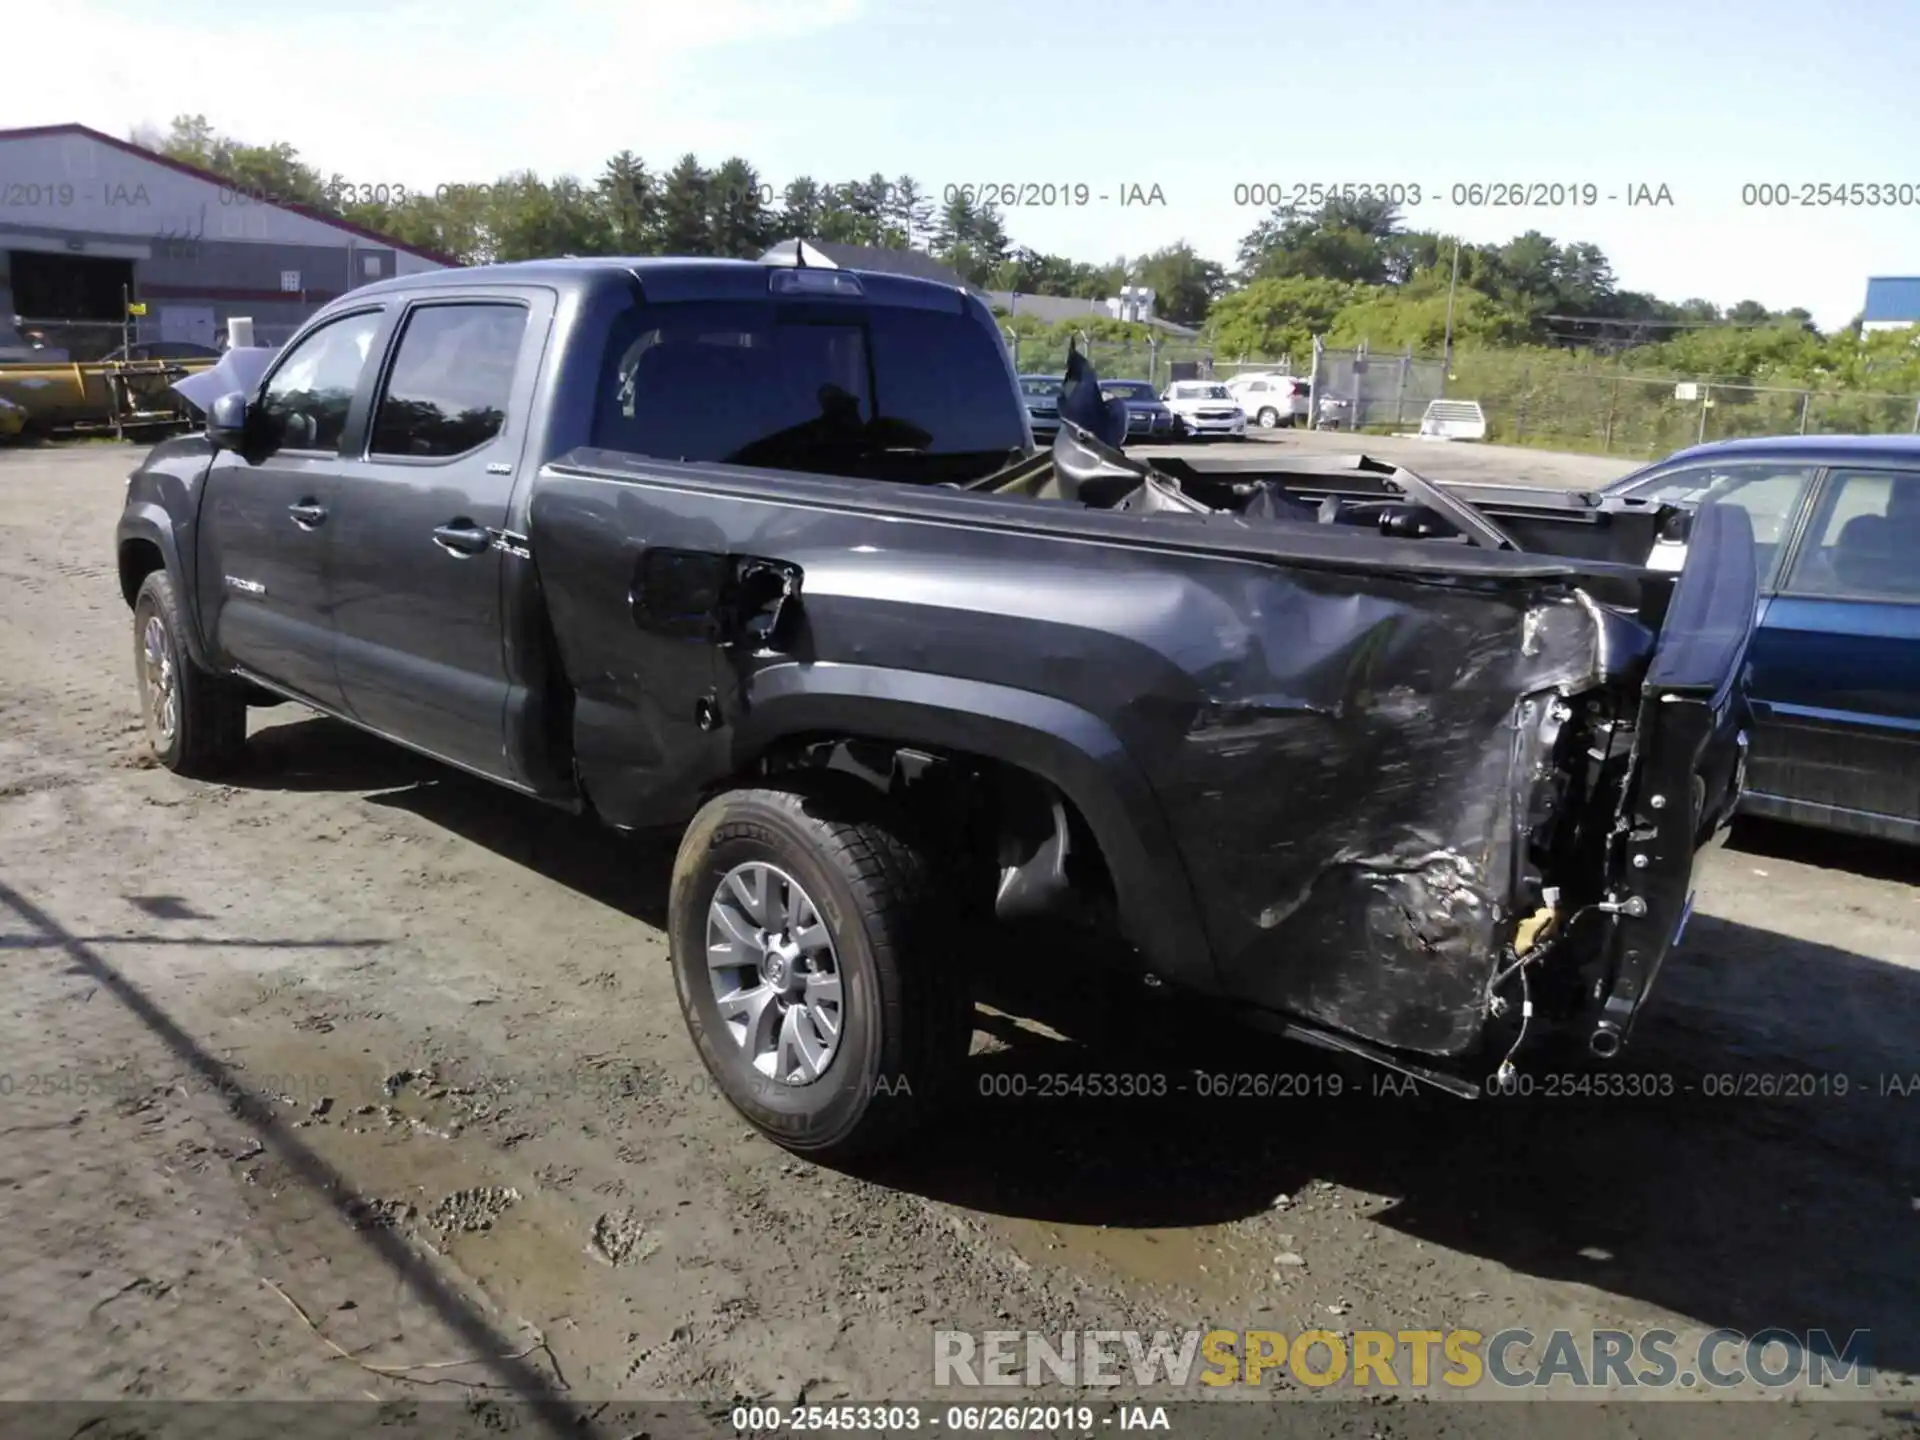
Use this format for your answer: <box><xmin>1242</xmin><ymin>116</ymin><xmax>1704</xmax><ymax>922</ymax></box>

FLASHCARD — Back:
<box><xmin>288</xmin><ymin>500</ymin><xmax>328</xmax><ymax>528</ymax></box>
<box><xmin>432</xmin><ymin>521</ymin><xmax>492</xmax><ymax>556</ymax></box>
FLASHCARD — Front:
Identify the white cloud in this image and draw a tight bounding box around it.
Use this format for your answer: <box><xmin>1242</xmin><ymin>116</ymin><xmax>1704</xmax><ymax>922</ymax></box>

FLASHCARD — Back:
<box><xmin>8</xmin><ymin>0</ymin><xmax>862</xmax><ymax>185</ymax></box>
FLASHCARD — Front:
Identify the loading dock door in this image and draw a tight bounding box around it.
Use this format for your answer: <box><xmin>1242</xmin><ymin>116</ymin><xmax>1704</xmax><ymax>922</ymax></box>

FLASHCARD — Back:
<box><xmin>6</xmin><ymin>250</ymin><xmax>134</xmax><ymax>320</ymax></box>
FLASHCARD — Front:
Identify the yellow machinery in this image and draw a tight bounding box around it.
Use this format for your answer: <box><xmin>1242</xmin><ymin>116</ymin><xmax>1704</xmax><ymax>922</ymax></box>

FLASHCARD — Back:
<box><xmin>0</xmin><ymin>355</ymin><xmax>216</xmax><ymax>439</ymax></box>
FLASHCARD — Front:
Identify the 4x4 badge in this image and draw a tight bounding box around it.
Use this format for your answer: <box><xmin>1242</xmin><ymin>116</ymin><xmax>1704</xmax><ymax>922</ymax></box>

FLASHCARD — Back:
<box><xmin>487</xmin><ymin>528</ymin><xmax>531</xmax><ymax>559</ymax></box>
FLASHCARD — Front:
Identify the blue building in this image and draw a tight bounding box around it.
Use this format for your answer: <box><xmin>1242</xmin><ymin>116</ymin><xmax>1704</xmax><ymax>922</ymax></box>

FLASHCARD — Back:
<box><xmin>1863</xmin><ymin>276</ymin><xmax>1920</xmax><ymax>332</ymax></box>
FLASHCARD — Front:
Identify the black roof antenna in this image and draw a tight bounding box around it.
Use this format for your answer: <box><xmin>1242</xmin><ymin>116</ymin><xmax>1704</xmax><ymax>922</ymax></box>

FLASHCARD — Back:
<box><xmin>794</xmin><ymin>240</ymin><xmax>808</xmax><ymax>268</ymax></box>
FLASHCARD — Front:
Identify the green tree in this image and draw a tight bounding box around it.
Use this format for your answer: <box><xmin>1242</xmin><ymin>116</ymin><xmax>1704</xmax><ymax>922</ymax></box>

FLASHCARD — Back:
<box><xmin>820</xmin><ymin>176</ymin><xmax>894</xmax><ymax>246</ymax></box>
<box><xmin>1319</xmin><ymin>194</ymin><xmax>1403</xmax><ymax>240</ymax></box>
<box><xmin>1205</xmin><ymin>276</ymin><xmax>1361</xmax><ymax>359</ymax></box>
<box><xmin>851</xmin><ymin>174</ymin><xmax>900</xmax><ymax>247</ymax></box>
<box><xmin>656</xmin><ymin>155</ymin><xmax>713</xmax><ymax>254</ymax></box>
<box><xmin>485</xmin><ymin>172</ymin><xmax>609</xmax><ymax>262</ymax></box>
<box><xmin>1129</xmin><ymin>242</ymin><xmax>1226</xmax><ymax>326</ymax></box>
<box><xmin>990</xmin><ymin>247</ymin><xmax>1095</xmax><ymax>296</ymax></box>
<box><xmin>1555</xmin><ymin>242</ymin><xmax>1617</xmax><ymax>314</ymax></box>
<box><xmin>815</xmin><ymin>183</ymin><xmax>869</xmax><ymax>244</ymax></box>
<box><xmin>707</xmin><ymin>157</ymin><xmax>776</xmax><ymax>258</ymax></box>
<box><xmin>1237</xmin><ymin>207</ymin><xmax>1389</xmax><ymax>285</ymax></box>
<box><xmin>1071</xmin><ymin>258</ymin><xmax>1129</xmax><ymax>300</ymax></box>
<box><xmin>144</xmin><ymin>112</ymin><xmax>332</xmax><ymax>210</ymax></box>
<box><xmin>599</xmin><ymin>151</ymin><xmax>661</xmax><ymax>254</ymax></box>
<box><xmin>1381</xmin><ymin>230</ymin><xmax>1454</xmax><ymax>285</ymax></box>
<box><xmin>135</xmin><ymin>112</ymin><xmax>1912</xmax><ymax>407</ymax></box>
<box><xmin>932</xmin><ymin>190</ymin><xmax>1010</xmax><ymax>284</ymax></box>
<box><xmin>1328</xmin><ymin>283</ymin><xmax>1524</xmax><ymax>350</ymax></box>
<box><xmin>778</xmin><ymin>177</ymin><xmax>829</xmax><ymax>241</ymax></box>
<box><xmin>887</xmin><ymin>175</ymin><xmax>935</xmax><ymax>250</ymax></box>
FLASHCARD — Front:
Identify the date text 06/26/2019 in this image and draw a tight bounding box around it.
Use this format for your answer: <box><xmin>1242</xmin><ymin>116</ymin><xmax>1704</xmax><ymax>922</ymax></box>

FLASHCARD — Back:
<box><xmin>1228</xmin><ymin>181</ymin><xmax>1675</xmax><ymax>209</ymax></box>
<box><xmin>715</xmin><ymin>181</ymin><xmax>1169</xmax><ymax>209</ymax></box>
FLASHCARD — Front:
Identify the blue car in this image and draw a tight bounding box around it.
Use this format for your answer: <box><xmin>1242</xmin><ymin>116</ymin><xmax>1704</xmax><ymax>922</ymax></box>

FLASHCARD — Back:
<box><xmin>1602</xmin><ymin>435</ymin><xmax>1920</xmax><ymax>845</ymax></box>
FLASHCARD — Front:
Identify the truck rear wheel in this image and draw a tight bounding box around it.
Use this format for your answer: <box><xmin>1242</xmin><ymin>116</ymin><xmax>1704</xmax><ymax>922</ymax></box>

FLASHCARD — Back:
<box><xmin>132</xmin><ymin>569</ymin><xmax>248</xmax><ymax>777</ymax></box>
<box><xmin>667</xmin><ymin>776</ymin><xmax>970</xmax><ymax>1161</ymax></box>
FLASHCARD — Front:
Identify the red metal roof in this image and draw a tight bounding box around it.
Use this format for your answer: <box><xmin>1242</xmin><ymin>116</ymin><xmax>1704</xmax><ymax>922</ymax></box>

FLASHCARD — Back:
<box><xmin>0</xmin><ymin>123</ymin><xmax>461</xmax><ymax>268</ymax></box>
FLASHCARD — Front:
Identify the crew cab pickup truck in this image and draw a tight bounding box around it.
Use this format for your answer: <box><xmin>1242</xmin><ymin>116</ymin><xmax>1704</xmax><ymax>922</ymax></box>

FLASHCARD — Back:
<box><xmin>117</xmin><ymin>256</ymin><xmax>1754</xmax><ymax>1159</ymax></box>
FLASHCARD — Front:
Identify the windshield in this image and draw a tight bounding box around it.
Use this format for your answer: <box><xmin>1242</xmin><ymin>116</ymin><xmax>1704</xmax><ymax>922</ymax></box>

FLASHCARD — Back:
<box><xmin>1019</xmin><ymin>377</ymin><xmax>1062</xmax><ymax>397</ymax></box>
<box><xmin>1100</xmin><ymin>382</ymin><xmax>1156</xmax><ymax>401</ymax></box>
<box><xmin>594</xmin><ymin>300</ymin><xmax>1029</xmax><ymax>481</ymax></box>
<box><xmin>1171</xmin><ymin>383</ymin><xmax>1231</xmax><ymax>400</ymax></box>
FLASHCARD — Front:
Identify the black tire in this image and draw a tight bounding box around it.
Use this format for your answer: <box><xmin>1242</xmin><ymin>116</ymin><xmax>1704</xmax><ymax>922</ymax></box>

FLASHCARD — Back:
<box><xmin>1256</xmin><ymin>407</ymin><xmax>1280</xmax><ymax>429</ymax></box>
<box><xmin>132</xmin><ymin>569</ymin><xmax>248</xmax><ymax>777</ymax></box>
<box><xmin>667</xmin><ymin>774</ymin><xmax>971</xmax><ymax>1160</ymax></box>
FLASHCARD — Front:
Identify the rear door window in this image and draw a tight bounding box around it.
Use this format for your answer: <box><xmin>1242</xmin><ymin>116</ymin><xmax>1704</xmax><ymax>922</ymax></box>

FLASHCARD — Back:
<box><xmin>594</xmin><ymin>300</ymin><xmax>1027</xmax><ymax>482</ymax></box>
<box><xmin>1780</xmin><ymin>468</ymin><xmax>1920</xmax><ymax>600</ymax></box>
<box><xmin>369</xmin><ymin>302</ymin><xmax>527</xmax><ymax>458</ymax></box>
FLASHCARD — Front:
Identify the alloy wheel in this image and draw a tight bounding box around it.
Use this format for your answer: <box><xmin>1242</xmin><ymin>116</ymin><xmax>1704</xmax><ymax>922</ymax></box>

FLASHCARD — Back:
<box><xmin>706</xmin><ymin>861</ymin><xmax>844</xmax><ymax>1085</ymax></box>
<box><xmin>140</xmin><ymin>613</ymin><xmax>178</xmax><ymax>745</ymax></box>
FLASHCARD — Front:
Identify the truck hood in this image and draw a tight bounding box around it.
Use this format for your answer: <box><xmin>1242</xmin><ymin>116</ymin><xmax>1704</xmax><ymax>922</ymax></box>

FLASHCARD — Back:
<box><xmin>169</xmin><ymin>346</ymin><xmax>281</xmax><ymax>412</ymax></box>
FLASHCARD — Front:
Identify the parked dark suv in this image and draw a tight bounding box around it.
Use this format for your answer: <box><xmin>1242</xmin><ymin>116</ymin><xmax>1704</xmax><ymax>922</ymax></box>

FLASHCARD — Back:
<box><xmin>1097</xmin><ymin>378</ymin><xmax>1175</xmax><ymax>438</ymax></box>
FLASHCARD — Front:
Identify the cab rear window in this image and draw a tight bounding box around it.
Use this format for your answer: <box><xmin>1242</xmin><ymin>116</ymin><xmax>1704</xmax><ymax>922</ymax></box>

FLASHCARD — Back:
<box><xmin>593</xmin><ymin>300</ymin><xmax>1027</xmax><ymax>480</ymax></box>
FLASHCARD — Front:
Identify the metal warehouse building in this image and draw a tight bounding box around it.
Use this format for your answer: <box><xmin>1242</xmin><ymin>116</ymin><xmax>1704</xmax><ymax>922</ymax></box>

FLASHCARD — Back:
<box><xmin>0</xmin><ymin>123</ymin><xmax>453</xmax><ymax>355</ymax></box>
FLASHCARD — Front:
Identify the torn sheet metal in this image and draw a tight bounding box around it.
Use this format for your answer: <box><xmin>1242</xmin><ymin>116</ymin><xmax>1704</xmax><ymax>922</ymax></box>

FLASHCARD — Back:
<box><xmin>1153</xmin><ymin>557</ymin><xmax>1612</xmax><ymax>1058</ymax></box>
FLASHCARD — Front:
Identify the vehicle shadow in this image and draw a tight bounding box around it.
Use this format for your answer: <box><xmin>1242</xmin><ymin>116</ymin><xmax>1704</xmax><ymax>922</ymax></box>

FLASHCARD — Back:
<box><xmin>239</xmin><ymin>713</ymin><xmax>451</xmax><ymax>794</ymax></box>
<box><xmin>1728</xmin><ymin>815</ymin><xmax>1920</xmax><ymax>887</ymax></box>
<box><xmin>239</xmin><ymin>716</ymin><xmax>678</xmax><ymax>927</ymax></box>
<box><xmin>880</xmin><ymin>910</ymin><xmax>1920</xmax><ymax>1377</ymax></box>
<box><xmin>225</xmin><ymin>714</ymin><xmax>1920</xmax><ymax>1377</ymax></box>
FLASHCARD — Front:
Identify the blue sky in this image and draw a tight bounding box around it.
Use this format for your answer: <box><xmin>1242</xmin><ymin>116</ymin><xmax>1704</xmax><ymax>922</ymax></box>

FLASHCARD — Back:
<box><xmin>16</xmin><ymin>0</ymin><xmax>1919</xmax><ymax>328</ymax></box>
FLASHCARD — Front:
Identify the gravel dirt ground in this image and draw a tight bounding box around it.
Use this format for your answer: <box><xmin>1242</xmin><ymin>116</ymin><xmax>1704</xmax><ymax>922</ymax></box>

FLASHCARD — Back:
<box><xmin>1</xmin><ymin>441</ymin><xmax>1915</xmax><ymax>1435</ymax></box>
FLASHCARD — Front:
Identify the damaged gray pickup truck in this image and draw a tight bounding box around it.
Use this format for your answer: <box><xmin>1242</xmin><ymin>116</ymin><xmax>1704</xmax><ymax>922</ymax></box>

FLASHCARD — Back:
<box><xmin>116</xmin><ymin>255</ymin><xmax>1754</xmax><ymax>1158</ymax></box>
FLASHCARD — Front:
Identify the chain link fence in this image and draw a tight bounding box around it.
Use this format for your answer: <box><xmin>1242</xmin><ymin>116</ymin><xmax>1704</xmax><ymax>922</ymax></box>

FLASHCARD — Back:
<box><xmin>997</xmin><ymin>325</ymin><xmax>1920</xmax><ymax>452</ymax></box>
<box><xmin>997</xmin><ymin>329</ymin><xmax>1317</xmax><ymax>390</ymax></box>
<box><xmin>999</xmin><ymin>329</ymin><xmax>1225</xmax><ymax>387</ymax></box>
<box><xmin>1310</xmin><ymin>344</ymin><xmax>1446</xmax><ymax>431</ymax></box>
<box><xmin>1444</xmin><ymin>351</ymin><xmax>1920</xmax><ymax>455</ymax></box>
<box><xmin>1210</xmin><ymin>357</ymin><xmax>1307</xmax><ymax>383</ymax></box>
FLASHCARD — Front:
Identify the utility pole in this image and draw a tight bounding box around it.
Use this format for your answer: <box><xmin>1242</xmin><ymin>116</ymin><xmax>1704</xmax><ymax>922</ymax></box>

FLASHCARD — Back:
<box><xmin>1441</xmin><ymin>239</ymin><xmax>1461</xmax><ymax>395</ymax></box>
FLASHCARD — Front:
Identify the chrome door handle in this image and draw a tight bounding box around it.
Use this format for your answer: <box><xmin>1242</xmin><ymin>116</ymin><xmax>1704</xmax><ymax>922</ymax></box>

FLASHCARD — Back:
<box><xmin>288</xmin><ymin>501</ymin><xmax>328</xmax><ymax>527</ymax></box>
<box><xmin>432</xmin><ymin>522</ymin><xmax>492</xmax><ymax>556</ymax></box>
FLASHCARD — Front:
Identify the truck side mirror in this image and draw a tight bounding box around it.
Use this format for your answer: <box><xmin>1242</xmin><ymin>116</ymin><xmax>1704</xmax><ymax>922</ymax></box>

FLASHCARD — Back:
<box><xmin>207</xmin><ymin>392</ymin><xmax>250</xmax><ymax>452</ymax></box>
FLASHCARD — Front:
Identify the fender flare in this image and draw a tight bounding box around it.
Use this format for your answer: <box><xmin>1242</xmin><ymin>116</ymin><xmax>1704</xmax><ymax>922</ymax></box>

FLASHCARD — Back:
<box><xmin>729</xmin><ymin>663</ymin><xmax>1218</xmax><ymax>995</ymax></box>
<box><xmin>116</xmin><ymin>506</ymin><xmax>216</xmax><ymax>671</ymax></box>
